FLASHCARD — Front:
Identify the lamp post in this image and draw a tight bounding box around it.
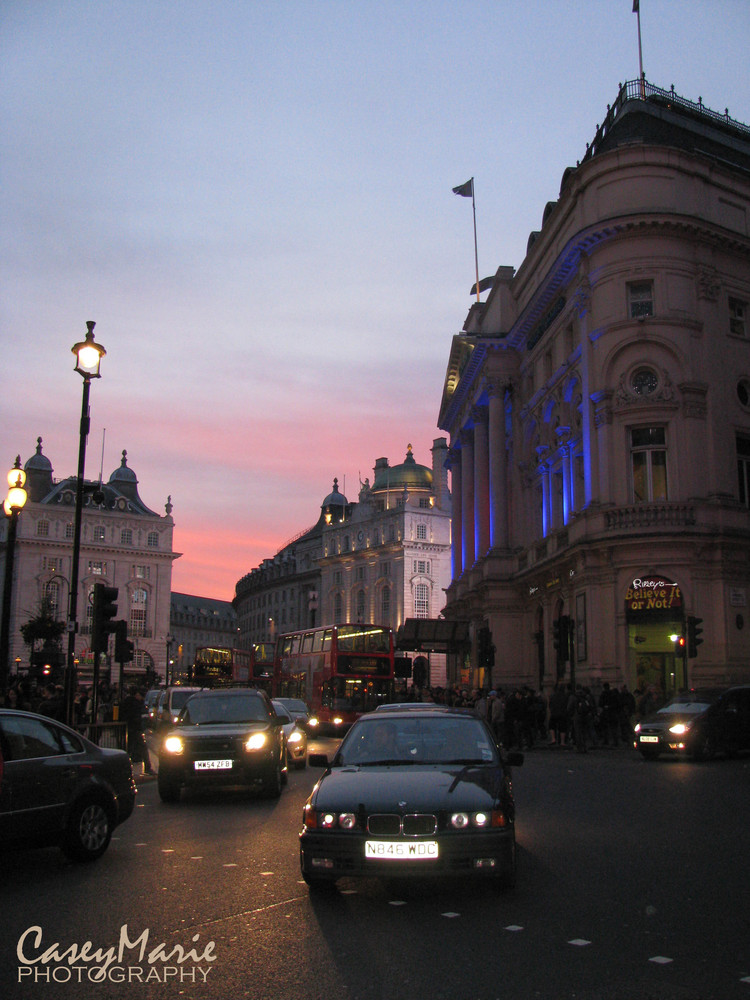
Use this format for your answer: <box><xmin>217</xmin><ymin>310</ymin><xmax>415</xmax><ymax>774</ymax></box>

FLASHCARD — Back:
<box><xmin>165</xmin><ymin>633</ymin><xmax>174</xmax><ymax>686</ymax></box>
<box><xmin>1</xmin><ymin>457</ymin><xmax>28</xmax><ymax>693</ymax></box>
<box><xmin>65</xmin><ymin>322</ymin><xmax>106</xmax><ymax>726</ymax></box>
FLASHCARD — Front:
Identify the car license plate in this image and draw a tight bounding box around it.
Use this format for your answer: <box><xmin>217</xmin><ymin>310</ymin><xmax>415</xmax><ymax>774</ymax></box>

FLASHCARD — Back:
<box><xmin>365</xmin><ymin>841</ymin><xmax>438</xmax><ymax>860</ymax></box>
<box><xmin>194</xmin><ymin>759</ymin><xmax>233</xmax><ymax>770</ymax></box>
<box><xmin>639</xmin><ymin>735</ymin><xmax>659</xmax><ymax>743</ymax></box>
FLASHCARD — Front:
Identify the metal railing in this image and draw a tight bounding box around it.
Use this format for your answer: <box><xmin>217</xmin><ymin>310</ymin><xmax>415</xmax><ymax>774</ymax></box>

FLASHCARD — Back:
<box><xmin>582</xmin><ymin>79</ymin><xmax>750</xmax><ymax>164</ymax></box>
<box><xmin>78</xmin><ymin>721</ymin><xmax>128</xmax><ymax>750</ymax></box>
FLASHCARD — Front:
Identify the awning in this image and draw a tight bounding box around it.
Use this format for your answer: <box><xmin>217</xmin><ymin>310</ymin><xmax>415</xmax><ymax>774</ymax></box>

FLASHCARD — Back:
<box><xmin>396</xmin><ymin>619</ymin><xmax>471</xmax><ymax>653</ymax></box>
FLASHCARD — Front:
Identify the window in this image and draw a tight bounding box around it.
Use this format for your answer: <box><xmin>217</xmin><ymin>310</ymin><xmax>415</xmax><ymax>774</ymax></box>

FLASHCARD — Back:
<box><xmin>381</xmin><ymin>586</ymin><xmax>390</xmax><ymax>622</ymax></box>
<box><xmin>416</xmin><ymin>523</ymin><xmax>427</xmax><ymax>540</ymax></box>
<box><xmin>355</xmin><ymin>589</ymin><xmax>366</xmax><ymax>622</ymax></box>
<box><xmin>631</xmin><ymin>427</ymin><xmax>667</xmax><ymax>502</ymax></box>
<box><xmin>414</xmin><ymin>583</ymin><xmax>430</xmax><ymax>618</ymax></box>
<box><xmin>120</xmin><ymin>528</ymin><xmax>133</xmax><ymax>545</ymax></box>
<box><xmin>87</xmin><ymin>561</ymin><xmax>106</xmax><ymax>576</ymax></box>
<box><xmin>37</xmin><ymin>520</ymin><xmax>49</xmax><ymax>537</ymax></box>
<box><xmin>380</xmin><ymin>562</ymin><xmax>390</xmax><ymax>578</ymax></box>
<box><xmin>356</xmin><ymin>566</ymin><xmax>367</xmax><ymax>581</ymax></box>
<box><xmin>334</xmin><ymin>593</ymin><xmax>343</xmax><ymax>623</ymax></box>
<box><xmin>738</xmin><ymin>436</ymin><xmax>750</xmax><ymax>507</ymax></box>
<box><xmin>65</xmin><ymin>522</ymin><xmax>74</xmax><ymax>539</ymax></box>
<box><xmin>419</xmin><ymin>498</ymin><xmax>431</xmax><ymax>508</ymax></box>
<box><xmin>44</xmin><ymin>581</ymin><xmax>60</xmax><ymax>617</ymax></box>
<box><xmin>135</xmin><ymin>565</ymin><xmax>150</xmax><ymax>579</ymax></box>
<box><xmin>631</xmin><ymin>367</ymin><xmax>659</xmax><ymax>396</ymax></box>
<box><xmin>628</xmin><ymin>281</ymin><xmax>654</xmax><ymax>319</ymax></box>
<box><xmin>413</xmin><ymin>560</ymin><xmax>430</xmax><ymax>575</ymax></box>
<box><xmin>147</xmin><ymin>531</ymin><xmax>159</xmax><ymax>549</ymax></box>
<box><xmin>333</xmin><ymin>570</ymin><xmax>342</xmax><ymax>585</ymax></box>
<box><xmin>93</xmin><ymin>526</ymin><xmax>106</xmax><ymax>542</ymax></box>
<box><xmin>130</xmin><ymin>588</ymin><xmax>148</xmax><ymax>636</ymax></box>
<box><xmin>729</xmin><ymin>297</ymin><xmax>747</xmax><ymax>337</ymax></box>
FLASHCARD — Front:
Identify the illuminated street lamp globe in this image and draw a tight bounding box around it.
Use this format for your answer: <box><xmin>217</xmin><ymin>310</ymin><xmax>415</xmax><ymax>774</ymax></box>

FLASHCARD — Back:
<box><xmin>72</xmin><ymin>321</ymin><xmax>106</xmax><ymax>379</ymax></box>
<box><xmin>3</xmin><ymin>458</ymin><xmax>27</xmax><ymax>516</ymax></box>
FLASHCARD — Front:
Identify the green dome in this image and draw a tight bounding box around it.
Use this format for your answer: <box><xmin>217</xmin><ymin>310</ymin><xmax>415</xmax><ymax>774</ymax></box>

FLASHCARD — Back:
<box><xmin>371</xmin><ymin>445</ymin><xmax>432</xmax><ymax>493</ymax></box>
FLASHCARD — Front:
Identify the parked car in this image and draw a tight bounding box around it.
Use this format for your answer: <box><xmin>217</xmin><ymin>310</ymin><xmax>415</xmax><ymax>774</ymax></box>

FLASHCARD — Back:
<box><xmin>634</xmin><ymin>686</ymin><xmax>750</xmax><ymax>760</ymax></box>
<box><xmin>154</xmin><ymin>686</ymin><xmax>203</xmax><ymax>731</ymax></box>
<box><xmin>272</xmin><ymin>699</ymin><xmax>308</xmax><ymax>769</ymax></box>
<box><xmin>0</xmin><ymin>709</ymin><xmax>136</xmax><ymax>861</ymax></box>
<box><xmin>274</xmin><ymin>697</ymin><xmax>315</xmax><ymax>731</ymax></box>
<box><xmin>157</xmin><ymin>688</ymin><xmax>288</xmax><ymax>802</ymax></box>
<box><xmin>299</xmin><ymin>708</ymin><xmax>523</xmax><ymax>892</ymax></box>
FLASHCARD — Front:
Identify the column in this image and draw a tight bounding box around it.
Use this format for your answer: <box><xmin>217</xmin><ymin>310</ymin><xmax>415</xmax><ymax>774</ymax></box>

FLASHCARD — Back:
<box><xmin>488</xmin><ymin>379</ymin><xmax>509</xmax><ymax>549</ymax></box>
<box><xmin>472</xmin><ymin>407</ymin><xmax>490</xmax><ymax>559</ymax></box>
<box><xmin>460</xmin><ymin>429</ymin><xmax>475</xmax><ymax>569</ymax></box>
<box><xmin>448</xmin><ymin>447</ymin><xmax>463</xmax><ymax>579</ymax></box>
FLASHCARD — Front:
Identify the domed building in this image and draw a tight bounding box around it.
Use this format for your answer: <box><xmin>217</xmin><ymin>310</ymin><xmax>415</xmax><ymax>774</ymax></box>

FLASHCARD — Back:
<box><xmin>0</xmin><ymin>438</ymin><xmax>179</xmax><ymax>687</ymax></box>
<box><xmin>233</xmin><ymin>439</ymin><xmax>452</xmax><ymax>687</ymax></box>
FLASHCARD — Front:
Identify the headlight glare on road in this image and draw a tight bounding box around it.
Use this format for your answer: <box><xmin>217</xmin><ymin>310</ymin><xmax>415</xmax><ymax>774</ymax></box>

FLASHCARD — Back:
<box><xmin>164</xmin><ymin>735</ymin><xmax>184</xmax><ymax>755</ymax></box>
<box><xmin>245</xmin><ymin>732</ymin><xmax>267</xmax><ymax>751</ymax></box>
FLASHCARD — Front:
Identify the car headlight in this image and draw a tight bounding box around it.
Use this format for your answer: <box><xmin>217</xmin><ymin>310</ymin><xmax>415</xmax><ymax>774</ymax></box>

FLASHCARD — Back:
<box><xmin>450</xmin><ymin>810</ymin><xmax>507</xmax><ymax>829</ymax></box>
<box><xmin>303</xmin><ymin>805</ymin><xmax>356</xmax><ymax>829</ymax></box>
<box><xmin>669</xmin><ymin>723</ymin><xmax>689</xmax><ymax>735</ymax></box>
<box><xmin>288</xmin><ymin>731</ymin><xmax>303</xmax><ymax>745</ymax></box>
<box><xmin>634</xmin><ymin>723</ymin><xmax>641</xmax><ymax>733</ymax></box>
<box><xmin>164</xmin><ymin>735</ymin><xmax>184</xmax><ymax>755</ymax></box>
<box><xmin>307</xmin><ymin>717</ymin><xmax>319</xmax><ymax>728</ymax></box>
<box><xmin>245</xmin><ymin>732</ymin><xmax>268</xmax><ymax>751</ymax></box>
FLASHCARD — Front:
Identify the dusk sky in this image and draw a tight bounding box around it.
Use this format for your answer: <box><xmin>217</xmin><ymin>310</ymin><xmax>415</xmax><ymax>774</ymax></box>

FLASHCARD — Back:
<box><xmin>3</xmin><ymin>1</ymin><xmax>750</xmax><ymax>601</ymax></box>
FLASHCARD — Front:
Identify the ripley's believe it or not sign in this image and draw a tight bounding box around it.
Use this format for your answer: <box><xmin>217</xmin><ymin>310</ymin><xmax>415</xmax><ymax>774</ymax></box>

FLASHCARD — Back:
<box><xmin>626</xmin><ymin>577</ymin><xmax>683</xmax><ymax>613</ymax></box>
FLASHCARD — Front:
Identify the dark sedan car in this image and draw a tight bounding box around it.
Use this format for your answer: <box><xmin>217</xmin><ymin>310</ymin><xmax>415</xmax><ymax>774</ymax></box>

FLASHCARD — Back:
<box><xmin>157</xmin><ymin>688</ymin><xmax>288</xmax><ymax>802</ymax></box>
<box><xmin>0</xmin><ymin>709</ymin><xmax>136</xmax><ymax>861</ymax></box>
<box><xmin>299</xmin><ymin>708</ymin><xmax>523</xmax><ymax>891</ymax></box>
<box><xmin>634</xmin><ymin>685</ymin><xmax>750</xmax><ymax>760</ymax></box>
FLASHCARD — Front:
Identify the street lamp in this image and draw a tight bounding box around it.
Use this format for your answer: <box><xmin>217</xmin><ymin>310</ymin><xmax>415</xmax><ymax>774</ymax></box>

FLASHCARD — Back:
<box><xmin>1</xmin><ymin>457</ymin><xmax>28</xmax><ymax>692</ymax></box>
<box><xmin>65</xmin><ymin>321</ymin><xmax>106</xmax><ymax>726</ymax></box>
<box><xmin>166</xmin><ymin>633</ymin><xmax>174</xmax><ymax>685</ymax></box>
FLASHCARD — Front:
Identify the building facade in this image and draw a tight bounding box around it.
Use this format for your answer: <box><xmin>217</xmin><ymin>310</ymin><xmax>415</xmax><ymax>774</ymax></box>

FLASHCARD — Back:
<box><xmin>169</xmin><ymin>592</ymin><xmax>238</xmax><ymax>680</ymax></box>
<box><xmin>438</xmin><ymin>81</ymin><xmax>750</xmax><ymax>701</ymax></box>
<box><xmin>0</xmin><ymin>439</ymin><xmax>179</xmax><ymax>685</ymax></box>
<box><xmin>234</xmin><ymin>441</ymin><xmax>453</xmax><ymax>686</ymax></box>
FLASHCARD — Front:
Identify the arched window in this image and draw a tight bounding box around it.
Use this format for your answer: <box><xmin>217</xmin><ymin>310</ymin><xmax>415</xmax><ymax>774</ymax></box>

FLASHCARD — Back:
<box><xmin>130</xmin><ymin>588</ymin><xmax>148</xmax><ymax>636</ymax></box>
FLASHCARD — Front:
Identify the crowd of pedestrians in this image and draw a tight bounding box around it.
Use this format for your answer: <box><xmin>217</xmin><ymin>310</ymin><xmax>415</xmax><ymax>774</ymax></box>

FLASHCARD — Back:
<box><xmin>403</xmin><ymin>679</ymin><xmax>648</xmax><ymax>753</ymax></box>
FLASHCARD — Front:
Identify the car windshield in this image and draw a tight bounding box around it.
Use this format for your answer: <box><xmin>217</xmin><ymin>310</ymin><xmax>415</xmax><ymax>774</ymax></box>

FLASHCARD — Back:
<box><xmin>171</xmin><ymin>690</ymin><xmax>198</xmax><ymax>711</ymax></box>
<box><xmin>337</xmin><ymin>715</ymin><xmax>498</xmax><ymax>766</ymax></box>
<box><xmin>181</xmin><ymin>696</ymin><xmax>269</xmax><ymax>725</ymax></box>
<box><xmin>657</xmin><ymin>700</ymin><xmax>713</xmax><ymax>715</ymax></box>
<box><xmin>279</xmin><ymin>699</ymin><xmax>308</xmax><ymax>713</ymax></box>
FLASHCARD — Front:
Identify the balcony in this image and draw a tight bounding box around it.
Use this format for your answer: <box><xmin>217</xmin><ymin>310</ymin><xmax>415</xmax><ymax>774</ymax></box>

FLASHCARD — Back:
<box><xmin>604</xmin><ymin>503</ymin><xmax>696</xmax><ymax>531</ymax></box>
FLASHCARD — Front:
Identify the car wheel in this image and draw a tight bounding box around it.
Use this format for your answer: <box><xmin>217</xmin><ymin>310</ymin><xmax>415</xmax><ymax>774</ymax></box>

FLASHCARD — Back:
<box><xmin>63</xmin><ymin>797</ymin><xmax>113</xmax><ymax>862</ymax></box>
<box><xmin>690</xmin><ymin>733</ymin><xmax>715</xmax><ymax>762</ymax></box>
<box><xmin>263</xmin><ymin>757</ymin><xmax>283</xmax><ymax>798</ymax></box>
<box><xmin>495</xmin><ymin>836</ymin><xmax>517</xmax><ymax>892</ymax></box>
<box><xmin>157</xmin><ymin>775</ymin><xmax>181</xmax><ymax>803</ymax></box>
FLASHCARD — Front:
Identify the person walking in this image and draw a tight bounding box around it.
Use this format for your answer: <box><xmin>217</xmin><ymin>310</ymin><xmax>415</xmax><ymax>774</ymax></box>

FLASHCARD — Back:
<box><xmin>121</xmin><ymin>686</ymin><xmax>155</xmax><ymax>775</ymax></box>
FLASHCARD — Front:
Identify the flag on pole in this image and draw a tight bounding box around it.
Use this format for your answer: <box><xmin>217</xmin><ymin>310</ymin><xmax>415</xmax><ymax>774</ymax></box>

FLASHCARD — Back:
<box><xmin>452</xmin><ymin>178</ymin><xmax>474</xmax><ymax>197</ymax></box>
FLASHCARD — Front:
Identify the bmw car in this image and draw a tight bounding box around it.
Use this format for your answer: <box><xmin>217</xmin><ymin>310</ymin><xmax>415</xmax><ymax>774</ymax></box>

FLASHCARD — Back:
<box><xmin>157</xmin><ymin>688</ymin><xmax>288</xmax><ymax>802</ymax></box>
<box><xmin>299</xmin><ymin>708</ymin><xmax>523</xmax><ymax>891</ymax></box>
<box><xmin>634</xmin><ymin>686</ymin><xmax>750</xmax><ymax>760</ymax></box>
<box><xmin>0</xmin><ymin>709</ymin><xmax>136</xmax><ymax>861</ymax></box>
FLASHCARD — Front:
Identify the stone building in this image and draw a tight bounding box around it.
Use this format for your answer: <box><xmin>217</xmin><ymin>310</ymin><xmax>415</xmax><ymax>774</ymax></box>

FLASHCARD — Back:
<box><xmin>0</xmin><ymin>438</ymin><xmax>179</xmax><ymax>685</ymax></box>
<box><xmin>233</xmin><ymin>441</ymin><xmax>453</xmax><ymax>686</ymax></box>
<box><xmin>438</xmin><ymin>80</ymin><xmax>750</xmax><ymax>700</ymax></box>
<box><xmin>169</xmin><ymin>592</ymin><xmax>238</xmax><ymax>680</ymax></box>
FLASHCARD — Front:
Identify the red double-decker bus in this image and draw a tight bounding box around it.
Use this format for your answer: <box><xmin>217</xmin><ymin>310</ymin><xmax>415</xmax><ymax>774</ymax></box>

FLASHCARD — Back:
<box><xmin>193</xmin><ymin>643</ymin><xmax>276</xmax><ymax>693</ymax></box>
<box><xmin>274</xmin><ymin>624</ymin><xmax>395</xmax><ymax>733</ymax></box>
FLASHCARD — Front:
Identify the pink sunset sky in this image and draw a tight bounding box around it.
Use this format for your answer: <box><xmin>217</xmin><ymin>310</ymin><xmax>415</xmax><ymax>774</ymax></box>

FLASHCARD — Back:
<box><xmin>3</xmin><ymin>1</ymin><xmax>749</xmax><ymax>601</ymax></box>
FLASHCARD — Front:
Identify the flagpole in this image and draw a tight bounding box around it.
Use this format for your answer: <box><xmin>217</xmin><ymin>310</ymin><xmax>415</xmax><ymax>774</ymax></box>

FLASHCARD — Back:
<box><xmin>472</xmin><ymin>183</ymin><xmax>480</xmax><ymax>303</ymax></box>
<box><xmin>633</xmin><ymin>1</ymin><xmax>645</xmax><ymax>97</ymax></box>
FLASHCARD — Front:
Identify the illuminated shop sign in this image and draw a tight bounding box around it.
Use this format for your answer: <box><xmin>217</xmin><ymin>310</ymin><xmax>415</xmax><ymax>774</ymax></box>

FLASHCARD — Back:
<box><xmin>626</xmin><ymin>576</ymin><xmax>682</xmax><ymax>612</ymax></box>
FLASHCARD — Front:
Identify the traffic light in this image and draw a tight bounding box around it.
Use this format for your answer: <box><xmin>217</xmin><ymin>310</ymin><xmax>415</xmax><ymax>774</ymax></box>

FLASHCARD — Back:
<box><xmin>687</xmin><ymin>616</ymin><xmax>704</xmax><ymax>658</ymax></box>
<box><xmin>92</xmin><ymin>583</ymin><xmax>118</xmax><ymax>656</ymax></box>
<box><xmin>114</xmin><ymin>619</ymin><xmax>134</xmax><ymax>663</ymax></box>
